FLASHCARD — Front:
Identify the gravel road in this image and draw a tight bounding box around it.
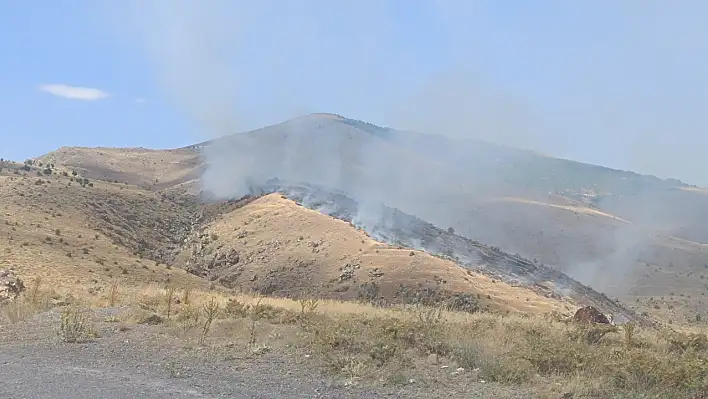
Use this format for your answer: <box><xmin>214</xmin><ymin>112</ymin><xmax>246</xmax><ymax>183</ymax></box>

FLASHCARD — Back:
<box><xmin>0</xmin><ymin>342</ymin><xmax>345</xmax><ymax>399</ymax></box>
<box><xmin>0</xmin><ymin>309</ymin><xmax>381</xmax><ymax>399</ymax></box>
<box><xmin>0</xmin><ymin>308</ymin><xmax>533</xmax><ymax>399</ymax></box>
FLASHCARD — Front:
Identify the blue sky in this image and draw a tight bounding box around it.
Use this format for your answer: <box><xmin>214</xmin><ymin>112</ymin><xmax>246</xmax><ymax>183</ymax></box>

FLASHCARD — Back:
<box><xmin>2</xmin><ymin>1</ymin><xmax>708</xmax><ymax>185</ymax></box>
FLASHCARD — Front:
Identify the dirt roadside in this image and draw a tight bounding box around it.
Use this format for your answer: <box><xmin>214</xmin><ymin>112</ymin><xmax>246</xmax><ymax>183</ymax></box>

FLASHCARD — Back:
<box><xmin>0</xmin><ymin>308</ymin><xmax>532</xmax><ymax>399</ymax></box>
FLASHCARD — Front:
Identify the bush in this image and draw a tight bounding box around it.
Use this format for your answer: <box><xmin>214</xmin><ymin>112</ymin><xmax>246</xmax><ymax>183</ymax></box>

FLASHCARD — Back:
<box><xmin>223</xmin><ymin>298</ymin><xmax>251</xmax><ymax>318</ymax></box>
<box><xmin>58</xmin><ymin>308</ymin><xmax>98</xmax><ymax>343</ymax></box>
<box><xmin>479</xmin><ymin>357</ymin><xmax>535</xmax><ymax>384</ymax></box>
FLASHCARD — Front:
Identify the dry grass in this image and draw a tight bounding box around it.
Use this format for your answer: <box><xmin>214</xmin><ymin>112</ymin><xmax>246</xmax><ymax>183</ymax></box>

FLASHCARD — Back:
<box><xmin>493</xmin><ymin>196</ymin><xmax>630</xmax><ymax>223</ymax></box>
<box><xmin>176</xmin><ymin>194</ymin><xmax>576</xmax><ymax>315</ymax></box>
<box><xmin>17</xmin><ymin>133</ymin><xmax>708</xmax><ymax>306</ymax></box>
<box><xmin>1</xmin><ymin>276</ymin><xmax>56</xmax><ymax>324</ymax></box>
<box><xmin>467</xmin><ymin>193</ymin><xmax>708</xmax><ymax>316</ymax></box>
<box><xmin>36</xmin><ymin>146</ymin><xmax>203</xmax><ymax>189</ymax></box>
<box><xmin>4</xmin><ymin>281</ymin><xmax>705</xmax><ymax>398</ymax></box>
<box><xmin>6</xmin><ymin>149</ymin><xmax>708</xmax><ymax>320</ymax></box>
<box><xmin>0</xmin><ymin>169</ymin><xmax>210</xmax><ymax>299</ymax></box>
<box><xmin>177</xmin><ymin>289</ymin><xmax>708</xmax><ymax>397</ymax></box>
<box><xmin>2</xmin><ymin>150</ymin><xmax>708</xmax><ymax>397</ymax></box>
<box><xmin>2</xmin><ymin>295</ymin><xmax>46</xmax><ymax>324</ymax></box>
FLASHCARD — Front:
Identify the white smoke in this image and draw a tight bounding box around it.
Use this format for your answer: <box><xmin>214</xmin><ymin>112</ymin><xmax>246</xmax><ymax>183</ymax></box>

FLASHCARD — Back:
<box><xmin>99</xmin><ymin>1</ymin><xmax>708</xmax><ymax>299</ymax></box>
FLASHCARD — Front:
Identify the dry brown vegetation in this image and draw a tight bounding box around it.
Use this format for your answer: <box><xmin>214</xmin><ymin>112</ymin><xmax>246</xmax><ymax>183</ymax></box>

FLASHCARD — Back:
<box><xmin>176</xmin><ymin>194</ymin><xmax>574</xmax><ymax>315</ymax></box>
<box><xmin>457</xmin><ymin>193</ymin><xmax>708</xmax><ymax>319</ymax></box>
<box><xmin>20</xmin><ymin>131</ymin><xmax>708</xmax><ymax>319</ymax></box>
<box><xmin>36</xmin><ymin>146</ymin><xmax>204</xmax><ymax>190</ymax></box>
<box><xmin>3</xmin><ymin>138</ymin><xmax>708</xmax><ymax>397</ymax></box>
<box><xmin>3</xmin><ymin>282</ymin><xmax>708</xmax><ymax>398</ymax></box>
<box><xmin>0</xmin><ymin>167</ymin><xmax>207</xmax><ymax>291</ymax></box>
<box><xmin>0</xmin><ymin>164</ymin><xmax>571</xmax><ymax>316</ymax></box>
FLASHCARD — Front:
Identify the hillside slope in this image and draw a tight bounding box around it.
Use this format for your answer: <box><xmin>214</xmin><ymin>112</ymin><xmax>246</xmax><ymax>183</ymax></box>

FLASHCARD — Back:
<box><xmin>0</xmin><ymin>160</ymin><xmax>577</xmax><ymax>317</ymax></box>
<box><xmin>189</xmin><ymin>114</ymin><xmax>708</xmax><ymax>297</ymax></box>
<box><xmin>0</xmin><ymin>165</ymin><xmax>208</xmax><ymax>299</ymax></box>
<box><xmin>27</xmin><ymin>114</ymin><xmax>708</xmax><ymax>322</ymax></box>
<box><xmin>36</xmin><ymin>147</ymin><xmax>204</xmax><ymax>190</ymax></box>
<box><xmin>176</xmin><ymin>193</ymin><xmax>573</xmax><ymax>315</ymax></box>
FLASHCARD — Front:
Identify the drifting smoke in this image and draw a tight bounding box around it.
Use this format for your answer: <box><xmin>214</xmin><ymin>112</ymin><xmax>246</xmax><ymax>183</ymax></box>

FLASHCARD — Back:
<box><xmin>110</xmin><ymin>1</ymin><xmax>708</xmax><ymax>297</ymax></box>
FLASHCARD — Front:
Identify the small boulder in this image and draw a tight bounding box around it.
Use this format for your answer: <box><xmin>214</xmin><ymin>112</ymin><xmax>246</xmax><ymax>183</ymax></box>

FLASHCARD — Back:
<box><xmin>139</xmin><ymin>314</ymin><xmax>164</xmax><ymax>325</ymax></box>
<box><xmin>573</xmin><ymin>306</ymin><xmax>610</xmax><ymax>325</ymax></box>
<box><xmin>0</xmin><ymin>269</ymin><xmax>25</xmax><ymax>304</ymax></box>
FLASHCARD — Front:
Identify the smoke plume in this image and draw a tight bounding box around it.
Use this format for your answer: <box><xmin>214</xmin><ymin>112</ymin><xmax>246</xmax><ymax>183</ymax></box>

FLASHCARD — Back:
<box><xmin>106</xmin><ymin>1</ymin><xmax>708</xmax><ymax>297</ymax></box>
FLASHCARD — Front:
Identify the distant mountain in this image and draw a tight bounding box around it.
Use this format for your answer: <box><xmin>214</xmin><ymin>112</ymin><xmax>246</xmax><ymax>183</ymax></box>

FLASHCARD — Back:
<box><xmin>39</xmin><ymin>113</ymin><xmax>708</xmax><ymax>300</ymax></box>
<box><xmin>185</xmin><ymin>113</ymin><xmax>708</xmax><ymax>296</ymax></box>
<box><xmin>193</xmin><ymin>113</ymin><xmax>692</xmax><ymax>197</ymax></box>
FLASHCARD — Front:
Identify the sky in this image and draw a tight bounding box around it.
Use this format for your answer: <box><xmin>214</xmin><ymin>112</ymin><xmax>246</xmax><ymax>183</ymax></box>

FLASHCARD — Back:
<box><xmin>2</xmin><ymin>1</ymin><xmax>708</xmax><ymax>185</ymax></box>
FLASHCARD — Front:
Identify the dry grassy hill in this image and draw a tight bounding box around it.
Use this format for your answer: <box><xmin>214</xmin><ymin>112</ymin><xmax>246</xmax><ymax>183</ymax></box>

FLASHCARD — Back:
<box><xmin>35</xmin><ymin>146</ymin><xmax>203</xmax><ymax>190</ymax></box>
<box><xmin>7</xmin><ymin>113</ymin><xmax>708</xmax><ymax>324</ymax></box>
<box><xmin>452</xmin><ymin>195</ymin><xmax>708</xmax><ymax>324</ymax></box>
<box><xmin>175</xmin><ymin>193</ymin><xmax>572</xmax><ymax>315</ymax></box>
<box><xmin>0</xmin><ymin>160</ymin><xmax>574</xmax><ymax>317</ymax></box>
<box><xmin>0</xmin><ymin>166</ymin><xmax>209</xmax><ymax>305</ymax></box>
<box><xmin>3</xmin><ymin>144</ymin><xmax>708</xmax><ymax>397</ymax></box>
<box><xmin>460</xmin><ymin>197</ymin><xmax>708</xmax><ymax>278</ymax></box>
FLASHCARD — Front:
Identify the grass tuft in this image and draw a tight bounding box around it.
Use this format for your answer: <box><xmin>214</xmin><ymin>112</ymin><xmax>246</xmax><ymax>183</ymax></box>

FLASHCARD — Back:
<box><xmin>58</xmin><ymin>308</ymin><xmax>98</xmax><ymax>343</ymax></box>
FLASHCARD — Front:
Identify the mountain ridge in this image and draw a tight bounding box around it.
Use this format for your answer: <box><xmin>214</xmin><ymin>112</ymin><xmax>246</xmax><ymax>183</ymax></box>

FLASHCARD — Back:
<box><xmin>29</xmin><ymin>113</ymin><xmax>708</xmax><ymax>319</ymax></box>
<box><xmin>183</xmin><ymin>113</ymin><xmax>693</xmax><ymax>190</ymax></box>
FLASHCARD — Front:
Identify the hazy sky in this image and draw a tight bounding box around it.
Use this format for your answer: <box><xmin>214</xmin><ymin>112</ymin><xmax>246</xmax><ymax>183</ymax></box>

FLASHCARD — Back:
<box><xmin>2</xmin><ymin>1</ymin><xmax>708</xmax><ymax>185</ymax></box>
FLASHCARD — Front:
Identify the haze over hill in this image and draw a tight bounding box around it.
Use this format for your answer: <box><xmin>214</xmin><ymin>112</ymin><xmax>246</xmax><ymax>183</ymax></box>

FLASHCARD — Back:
<box><xmin>86</xmin><ymin>2</ymin><xmax>708</xmax><ymax>305</ymax></box>
<box><xmin>38</xmin><ymin>113</ymin><xmax>708</xmax><ymax>313</ymax></box>
<box><xmin>7</xmin><ymin>113</ymin><xmax>708</xmax><ymax>397</ymax></box>
<box><xmin>186</xmin><ymin>114</ymin><xmax>707</xmax><ymax>296</ymax></box>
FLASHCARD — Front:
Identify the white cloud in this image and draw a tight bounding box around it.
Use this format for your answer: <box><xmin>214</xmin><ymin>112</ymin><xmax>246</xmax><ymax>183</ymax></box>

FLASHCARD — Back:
<box><xmin>134</xmin><ymin>97</ymin><xmax>147</xmax><ymax>104</ymax></box>
<box><xmin>38</xmin><ymin>84</ymin><xmax>111</xmax><ymax>101</ymax></box>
